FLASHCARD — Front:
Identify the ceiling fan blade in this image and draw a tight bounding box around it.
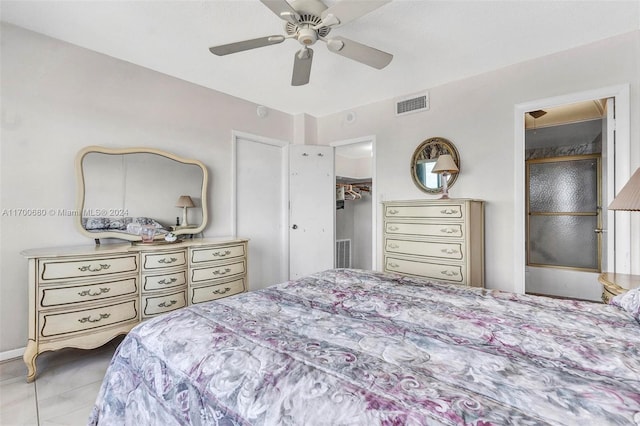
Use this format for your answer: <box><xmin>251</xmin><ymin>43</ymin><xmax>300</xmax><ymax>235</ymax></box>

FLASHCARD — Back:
<box><xmin>292</xmin><ymin>48</ymin><xmax>313</xmax><ymax>86</ymax></box>
<box><xmin>320</xmin><ymin>0</ymin><xmax>391</xmax><ymax>27</ymax></box>
<box><xmin>326</xmin><ymin>36</ymin><xmax>392</xmax><ymax>69</ymax></box>
<box><xmin>260</xmin><ymin>0</ymin><xmax>300</xmax><ymax>24</ymax></box>
<box><xmin>209</xmin><ymin>35</ymin><xmax>285</xmax><ymax>56</ymax></box>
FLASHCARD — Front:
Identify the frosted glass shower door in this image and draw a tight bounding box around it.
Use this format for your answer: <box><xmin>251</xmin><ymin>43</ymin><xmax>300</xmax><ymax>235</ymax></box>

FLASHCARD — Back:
<box><xmin>527</xmin><ymin>155</ymin><xmax>601</xmax><ymax>271</ymax></box>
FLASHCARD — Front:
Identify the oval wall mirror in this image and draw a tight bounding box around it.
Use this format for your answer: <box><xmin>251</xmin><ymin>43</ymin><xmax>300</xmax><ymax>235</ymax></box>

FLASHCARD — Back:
<box><xmin>75</xmin><ymin>146</ymin><xmax>208</xmax><ymax>242</ymax></box>
<box><xmin>410</xmin><ymin>137</ymin><xmax>460</xmax><ymax>194</ymax></box>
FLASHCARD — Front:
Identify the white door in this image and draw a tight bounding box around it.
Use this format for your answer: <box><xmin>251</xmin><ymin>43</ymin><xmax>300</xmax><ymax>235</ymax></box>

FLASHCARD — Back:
<box><xmin>235</xmin><ymin>134</ymin><xmax>288</xmax><ymax>290</ymax></box>
<box><xmin>289</xmin><ymin>144</ymin><xmax>335</xmax><ymax>279</ymax></box>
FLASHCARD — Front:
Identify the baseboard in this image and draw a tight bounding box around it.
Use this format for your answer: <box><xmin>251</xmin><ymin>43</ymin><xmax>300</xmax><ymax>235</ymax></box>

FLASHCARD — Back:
<box><xmin>0</xmin><ymin>347</ymin><xmax>25</xmax><ymax>362</ymax></box>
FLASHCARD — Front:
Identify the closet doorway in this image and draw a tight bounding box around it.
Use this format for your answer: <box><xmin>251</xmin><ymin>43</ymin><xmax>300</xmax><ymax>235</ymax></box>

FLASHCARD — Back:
<box><xmin>332</xmin><ymin>137</ymin><xmax>376</xmax><ymax>270</ymax></box>
<box><xmin>233</xmin><ymin>132</ymin><xmax>289</xmax><ymax>291</ymax></box>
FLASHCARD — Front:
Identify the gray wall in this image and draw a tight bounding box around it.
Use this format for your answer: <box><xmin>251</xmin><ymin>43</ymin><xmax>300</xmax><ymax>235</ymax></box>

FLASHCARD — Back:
<box><xmin>0</xmin><ymin>23</ymin><xmax>293</xmax><ymax>354</ymax></box>
<box><xmin>317</xmin><ymin>30</ymin><xmax>640</xmax><ymax>293</ymax></box>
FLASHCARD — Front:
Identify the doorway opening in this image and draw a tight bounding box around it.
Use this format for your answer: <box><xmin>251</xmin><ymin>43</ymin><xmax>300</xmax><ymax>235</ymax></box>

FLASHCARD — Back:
<box><xmin>514</xmin><ymin>85</ymin><xmax>631</xmax><ymax>297</ymax></box>
<box><xmin>332</xmin><ymin>137</ymin><xmax>376</xmax><ymax>270</ymax></box>
<box><xmin>524</xmin><ymin>100</ymin><xmax>607</xmax><ymax>300</ymax></box>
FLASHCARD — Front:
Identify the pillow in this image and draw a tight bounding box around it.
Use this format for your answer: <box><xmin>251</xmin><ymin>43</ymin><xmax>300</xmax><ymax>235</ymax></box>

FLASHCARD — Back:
<box><xmin>82</xmin><ymin>217</ymin><xmax>111</xmax><ymax>230</ymax></box>
<box><xmin>127</xmin><ymin>217</ymin><xmax>165</xmax><ymax>229</ymax></box>
<box><xmin>610</xmin><ymin>287</ymin><xmax>640</xmax><ymax>322</ymax></box>
<box><xmin>83</xmin><ymin>217</ymin><xmax>166</xmax><ymax>232</ymax></box>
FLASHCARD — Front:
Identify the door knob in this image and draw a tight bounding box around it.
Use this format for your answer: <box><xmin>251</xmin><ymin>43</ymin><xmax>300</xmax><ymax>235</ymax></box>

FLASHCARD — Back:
<box><xmin>292</xmin><ymin>224</ymin><xmax>298</xmax><ymax>230</ymax></box>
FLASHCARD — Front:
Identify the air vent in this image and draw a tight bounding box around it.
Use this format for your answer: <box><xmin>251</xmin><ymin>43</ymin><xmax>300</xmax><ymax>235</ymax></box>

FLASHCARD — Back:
<box><xmin>336</xmin><ymin>239</ymin><xmax>351</xmax><ymax>268</ymax></box>
<box><xmin>395</xmin><ymin>92</ymin><xmax>430</xmax><ymax>116</ymax></box>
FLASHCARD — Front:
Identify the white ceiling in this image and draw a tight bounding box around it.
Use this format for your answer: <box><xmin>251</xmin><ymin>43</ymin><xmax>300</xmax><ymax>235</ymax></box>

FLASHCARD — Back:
<box><xmin>1</xmin><ymin>0</ymin><xmax>639</xmax><ymax>117</ymax></box>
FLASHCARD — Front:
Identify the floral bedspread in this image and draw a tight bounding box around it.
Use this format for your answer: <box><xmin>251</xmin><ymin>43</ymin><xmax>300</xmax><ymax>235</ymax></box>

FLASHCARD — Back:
<box><xmin>89</xmin><ymin>269</ymin><xmax>640</xmax><ymax>425</ymax></box>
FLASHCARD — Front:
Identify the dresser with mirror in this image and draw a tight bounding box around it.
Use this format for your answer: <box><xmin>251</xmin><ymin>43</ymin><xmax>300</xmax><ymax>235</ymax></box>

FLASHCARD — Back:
<box><xmin>21</xmin><ymin>146</ymin><xmax>248</xmax><ymax>382</ymax></box>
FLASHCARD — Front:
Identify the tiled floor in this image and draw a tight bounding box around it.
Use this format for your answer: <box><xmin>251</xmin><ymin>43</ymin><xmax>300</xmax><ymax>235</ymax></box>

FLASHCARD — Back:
<box><xmin>0</xmin><ymin>336</ymin><xmax>122</xmax><ymax>426</ymax></box>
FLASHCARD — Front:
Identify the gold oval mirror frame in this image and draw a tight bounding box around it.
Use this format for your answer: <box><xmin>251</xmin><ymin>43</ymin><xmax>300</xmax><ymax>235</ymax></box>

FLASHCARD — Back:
<box><xmin>411</xmin><ymin>137</ymin><xmax>460</xmax><ymax>194</ymax></box>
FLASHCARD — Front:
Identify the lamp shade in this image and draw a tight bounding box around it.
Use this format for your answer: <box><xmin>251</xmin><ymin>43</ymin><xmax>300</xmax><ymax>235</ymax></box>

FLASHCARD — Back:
<box><xmin>176</xmin><ymin>195</ymin><xmax>195</xmax><ymax>208</ymax></box>
<box><xmin>609</xmin><ymin>168</ymin><xmax>640</xmax><ymax>211</ymax></box>
<box><xmin>432</xmin><ymin>154</ymin><xmax>459</xmax><ymax>174</ymax></box>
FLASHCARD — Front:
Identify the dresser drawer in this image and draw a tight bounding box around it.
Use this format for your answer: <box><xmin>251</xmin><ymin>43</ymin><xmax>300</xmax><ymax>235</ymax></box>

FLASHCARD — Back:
<box><xmin>39</xmin><ymin>300</ymin><xmax>138</xmax><ymax>338</ymax></box>
<box><xmin>141</xmin><ymin>290</ymin><xmax>187</xmax><ymax>317</ymax></box>
<box><xmin>191</xmin><ymin>260</ymin><xmax>246</xmax><ymax>283</ymax></box>
<box><xmin>385</xmin><ymin>256</ymin><xmax>464</xmax><ymax>283</ymax></box>
<box><xmin>385</xmin><ymin>222</ymin><xmax>463</xmax><ymax>238</ymax></box>
<box><xmin>385</xmin><ymin>238</ymin><xmax>464</xmax><ymax>261</ymax></box>
<box><xmin>142</xmin><ymin>250</ymin><xmax>187</xmax><ymax>271</ymax></box>
<box><xmin>190</xmin><ymin>244</ymin><xmax>246</xmax><ymax>264</ymax></box>
<box><xmin>384</xmin><ymin>203</ymin><xmax>464</xmax><ymax>220</ymax></box>
<box><xmin>190</xmin><ymin>278</ymin><xmax>246</xmax><ymax>304</ymax></box>
<box><xmin>40</xmin><ymin>277</ymin><xmax>138</xmax><ymax>307</ymax></box>
<box><xmin>142</xmin><ymin>270</ymin><xmax>187</xmax><ymax>292</ymax></box>
<box><xmin>39</xmin><ymin>255</ymin><xmax>138</xmax><ymax>282</ymax></box>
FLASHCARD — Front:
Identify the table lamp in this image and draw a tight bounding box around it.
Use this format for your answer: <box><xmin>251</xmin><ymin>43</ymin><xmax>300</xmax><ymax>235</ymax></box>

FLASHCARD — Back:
<box><xmin>176</xmin><ymin>195</ymin><xmax>195</xmax><ymax>227</ymax></box>
<box><xmin>432</xmin><ymin>154</ymin><xmax>459</xmax><ymax>199</ymax></box>
<box><xmin>608</xmin><ymin>168</ymin><xmax>640</xmax><ymax>211</ymax></box>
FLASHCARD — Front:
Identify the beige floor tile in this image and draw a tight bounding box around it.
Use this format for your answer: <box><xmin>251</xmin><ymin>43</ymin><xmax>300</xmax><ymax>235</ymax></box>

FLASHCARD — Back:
<box><xmin>40</xmin><ymin>403</ymin><xmax>94</xmax><ymax>426</ymax></box>
<box><xmin>1</xmin><ymin>338</ymin><xmax>120</xmax><ymax>425</ymax></box>
<box><xmin>38</xmin><ymin>380</ymin><xmax>102</xmax><ymax>424</ymax></box>
<box><xmin>0</xmin><ymin>376</ymin><xmax>38</xmax><ymax>425</ymax></box>
<box><xmin>0</xmin><ymin>357</ymin><xmax>28</xmax><ymax>383</ymax></box>
<box><xmin>35</xmin><ymin>347</ymin><xmax>114</xmax><ymax>401</ymax></box>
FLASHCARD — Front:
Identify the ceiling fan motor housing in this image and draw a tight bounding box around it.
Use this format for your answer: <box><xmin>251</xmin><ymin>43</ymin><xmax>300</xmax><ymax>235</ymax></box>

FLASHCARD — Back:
<box><xmin>297</xmin><ymin>28</ymin><xmax>318</xmax><ymax>45</ymax></box>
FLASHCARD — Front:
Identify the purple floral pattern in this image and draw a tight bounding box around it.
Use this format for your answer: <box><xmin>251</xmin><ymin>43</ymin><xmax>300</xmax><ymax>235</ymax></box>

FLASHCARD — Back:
<box><xmin>89</xmin><ymin>269</ymin><xmax>640</xmax><ymax>425</ymax></box>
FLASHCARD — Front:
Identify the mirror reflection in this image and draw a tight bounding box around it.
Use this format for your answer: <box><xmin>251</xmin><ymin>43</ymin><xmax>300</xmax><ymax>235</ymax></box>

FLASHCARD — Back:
<box><xmin>76</xmin><ymin>147</ymin><xmax>208</xmax><ymax>241</ymax></box>
<box><xmin>410</xmin><ymin>137</ymin><xmax>460</xmax><ymax>194</ymax></box>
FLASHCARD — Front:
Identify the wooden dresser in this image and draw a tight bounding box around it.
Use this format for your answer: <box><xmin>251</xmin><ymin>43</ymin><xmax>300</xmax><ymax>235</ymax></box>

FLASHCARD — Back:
<box><xmin>382</xmin><ymin>199</ymin><xmax>484</xmax><ymax>287</ymax></box>
<box><xmin>21</xmin><ymin>237</ymin><xmax>247</xmax><ymax>382</ymax></box>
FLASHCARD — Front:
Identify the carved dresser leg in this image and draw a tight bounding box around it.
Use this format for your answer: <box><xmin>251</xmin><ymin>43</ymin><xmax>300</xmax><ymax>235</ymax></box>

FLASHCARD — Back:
<box><xmin>23</xmin><ymin>341</ymin><xmax>38</xmax><ymax>383</ymax></box>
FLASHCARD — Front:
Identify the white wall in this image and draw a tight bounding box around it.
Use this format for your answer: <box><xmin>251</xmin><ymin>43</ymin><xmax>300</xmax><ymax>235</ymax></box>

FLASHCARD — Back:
<box><xmin>317</xmin><ymin>30</ymin><xmax>640</xmax><ymax>292</ymax></box>
<box><xmin>0</xmin><ymin>23</ymin><xmax>293</xmax><ymax>354</ymax></box>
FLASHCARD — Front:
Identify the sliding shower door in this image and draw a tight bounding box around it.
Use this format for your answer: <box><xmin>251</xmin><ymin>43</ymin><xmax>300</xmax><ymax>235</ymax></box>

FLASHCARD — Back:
<box><xmin>526</xmin><ymin>155</ymin><xmax>601</xmax><ymax>272</ymax></box>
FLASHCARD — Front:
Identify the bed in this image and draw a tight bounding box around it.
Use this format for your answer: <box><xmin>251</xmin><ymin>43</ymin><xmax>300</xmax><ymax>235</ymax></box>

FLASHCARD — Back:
<box><xmin>89</xmin><ymin>269</ymin><xmax>640</xmax><ymax>425</ymax></box>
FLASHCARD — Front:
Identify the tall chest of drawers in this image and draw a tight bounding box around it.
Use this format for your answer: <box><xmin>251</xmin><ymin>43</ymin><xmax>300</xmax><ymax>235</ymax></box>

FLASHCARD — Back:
<box><xmin>21</xmin><ymin>237</ymin><xmax>248</xmax><ymax>382</ymax></box>
<box><xmin>382</xmin><ymin>199</ymin><xmax>485</xmax><ymax>287</ymax></box>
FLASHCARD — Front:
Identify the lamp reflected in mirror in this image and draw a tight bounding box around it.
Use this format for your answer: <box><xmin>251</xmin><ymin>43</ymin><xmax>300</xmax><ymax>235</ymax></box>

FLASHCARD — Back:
<box><xmin>176</xmin><ymin>195</ymin><xmax>195</xmax><ymax>226</ymax></box>
<box><xmin>432</xmin><ymin>154</ymin><xmax>459</xmax><ymax>199</ymax></box>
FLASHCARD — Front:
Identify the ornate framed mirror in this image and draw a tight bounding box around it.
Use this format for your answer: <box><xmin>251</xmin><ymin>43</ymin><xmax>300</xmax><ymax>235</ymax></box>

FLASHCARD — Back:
<box><xmin>75</xmin><ymin>146</ymin><xmax>208</xmax><ymax>242</ymax></box>
<box><xmin>410</xmin><ymin>137</ymin><xmax>460</xmax><ymax>194</ymax></box>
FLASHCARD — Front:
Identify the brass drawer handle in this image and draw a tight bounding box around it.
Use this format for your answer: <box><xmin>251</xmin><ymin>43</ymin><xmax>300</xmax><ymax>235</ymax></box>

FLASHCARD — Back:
<box><xmin>158</xmin><ymin>277</ymin><xmax>178</xmax><ymax>285</ymax></box>
<box><xmin>212</xmin><ymin>268</ymin><xmax>232</xmax><ymax>276</ymax></box>
<box><xmin>441</xmin><ymin>248</ymin><xmax>459</xmax><ymax>255</ymax></box>
<box><xmin>441</xmin><ymin>270</ymin><xmax>459</xmax><ymax>277</ymax></box>
<box><xmin>78</xmin><ymin>313</ymin><xmax>110</xmax><ymax>323</ymax></box>
<box><xmin>78</xmin><ymin>287</ymin><xmax>110</xmax><ymax>297</ymax></box>
<box><xmin>387</xmin><ymin>225</ymin><xmax>399</xmax><ymax>231</ymax></box>
<box><xmin>440</xmin><ymin>227</ymin><xmax>457</xmax><ymax>234</ymax></box>
<box><xmin>388</xmin><ymin>262</ymin><xmax>400</xmax><ymax>268</ymax></box>
<box><xmin>213</xmin><ymin>250</ymin><xmax>232</xmax><ymax>257</ymax></box>
<box><xmin>78</xmin><ymin>264</ymin><xmax>111</xmax><ymax>272</ymax></box>
<box><xmin>158</xmin><ymin>257</ymin><xmax>178</xmax><ymax>264</ymax></box>
<box><xmin>387</xmin><ymin>209</ymin><xmax>400</xmax><ymax>215</ymax></box>
<box><xmin>212</xmin><ymin>287</ymin><xmax>231</xmax><ymax>295</ymax></box>
<box><xmin>158</xmin><ymin>300</ymin><xmax>177</xmax><ymax>308</ymax></box>
<box><xmin>387</xmin><ymin>243</ymin><xmax>400</xmax><ymax>249</ymax></box>
<box><xmin>440</xmin><ymin>209</ymin><xmax>458</xmax><ymax>215</ymax></box>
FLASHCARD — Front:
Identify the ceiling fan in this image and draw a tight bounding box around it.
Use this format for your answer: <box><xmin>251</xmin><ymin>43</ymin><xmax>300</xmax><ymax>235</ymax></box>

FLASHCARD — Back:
<box><xmin>209</xmin><ymin>0</ymin><xmax>393</xmax><ymax>86</ymax></box>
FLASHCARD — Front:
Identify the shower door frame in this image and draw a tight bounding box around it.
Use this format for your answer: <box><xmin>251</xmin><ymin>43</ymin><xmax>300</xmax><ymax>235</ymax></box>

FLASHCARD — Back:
<box><xmin>526</xmin><ymin>154</ymin><xmax>602</xmax><ymax>273</ymax></box>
